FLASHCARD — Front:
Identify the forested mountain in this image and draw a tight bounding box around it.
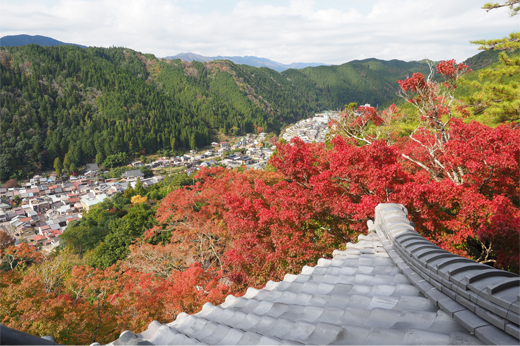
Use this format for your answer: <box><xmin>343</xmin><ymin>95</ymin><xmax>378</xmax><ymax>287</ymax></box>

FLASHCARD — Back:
<box><xmin>282</xmin><ymin>59</ymin><xmax>432</xmax><ymax>108</ymax></box>
<box><xmin>463</xmin><ymin>49</ymin><xmax>502</xmax><ymax>70</ymax></box>
<box><xmin>1</xmin><ymin>44</ymin><xmax>492</xmax><ymax>180</ymax></box>
<box><xmin>0</xmin><ymin>45</ymin><xmax>210</xmax><ymax>180</ymax></box>
<box><xmin>0</xmin><ymin>34</ymin><xmax>86</xmax><ymax>48</ymax></box>
<box><xmin>0</xmin><ymin>45</ymin><xmax>317</xmax><ymax>179</ymax></box>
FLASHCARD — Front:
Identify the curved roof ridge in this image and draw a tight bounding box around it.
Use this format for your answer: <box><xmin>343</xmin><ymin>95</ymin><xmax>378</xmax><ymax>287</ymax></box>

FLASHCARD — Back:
<box><xmin>375</xmin><ymin>203</ymin><xmax>519</xmax><ymax>345</ymax></box>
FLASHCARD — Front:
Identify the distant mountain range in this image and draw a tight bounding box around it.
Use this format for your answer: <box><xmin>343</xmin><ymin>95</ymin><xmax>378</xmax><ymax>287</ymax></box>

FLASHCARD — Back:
<box><xmin>0</xmin><ymin>34</ymin><xmax>87</xmax><ymax>48</ymax></box>
<box><xmin>164</xmin><ymin>52</ymin><xmax>326</xmax><ymax>72</ymax></box>
<box><xmin>0</xmin><ymin>34</ymin><xmax>500</xmax><ymax>75</ymax></box>
<box><xmin>0</xmin><ymin>35</ymin><xmax>324</xmax><ymax>72</ymax></box>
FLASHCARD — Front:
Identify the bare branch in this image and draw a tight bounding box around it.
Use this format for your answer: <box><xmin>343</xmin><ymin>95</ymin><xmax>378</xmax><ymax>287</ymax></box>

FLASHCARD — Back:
<box><xmin>476</xmin><ymin>240</ymin><xmax>497</xmax><ymax>264</ymax></box>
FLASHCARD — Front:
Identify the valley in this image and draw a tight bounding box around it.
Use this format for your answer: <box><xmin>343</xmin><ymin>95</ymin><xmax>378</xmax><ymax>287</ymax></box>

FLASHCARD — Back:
<box><xmin>0</xmin><ymin>44</ymin><xmax>443</xmax><ymax>181</ymax></box>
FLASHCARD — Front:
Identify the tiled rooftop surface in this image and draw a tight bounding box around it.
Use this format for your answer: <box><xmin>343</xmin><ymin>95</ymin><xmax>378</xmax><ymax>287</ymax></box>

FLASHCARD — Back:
<box><xmin>103</xmin><ymin>203</ymin><xmax>519</xmax><ymax>345</ymax></box>
<box><xmin>2</xmin><ymin>203</ymin><xmax>518</xmax><ymax>345</ymax></box>
<box><xmin>374</xmin><ymin>204</ymin><xmax>519</xmax><ymax>345</ymax></box>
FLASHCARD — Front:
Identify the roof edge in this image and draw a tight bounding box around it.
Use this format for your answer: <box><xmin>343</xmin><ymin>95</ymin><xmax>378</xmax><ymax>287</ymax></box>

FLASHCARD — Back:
<box><xmin>374</xmin><ymin>203</ymin><xmax>519</xmax><ymax>345</ymax></box>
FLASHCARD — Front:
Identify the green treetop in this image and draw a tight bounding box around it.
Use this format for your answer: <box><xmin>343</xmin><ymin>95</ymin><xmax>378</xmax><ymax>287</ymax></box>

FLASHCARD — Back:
<box><xmin>53</xmin><ymin>157</ymin><xmax>62</xmax><ymax>177</ymax></box>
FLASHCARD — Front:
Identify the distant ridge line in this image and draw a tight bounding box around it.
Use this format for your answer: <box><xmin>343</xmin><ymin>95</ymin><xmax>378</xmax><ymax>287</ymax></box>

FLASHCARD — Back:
<box><xmin>163</xmin><ymin>52</ymin><xmax>326</xmax><ymax>72</ymax></box>
<box><xmin>0</xmin><ymin>34</ymin><xmax>87</xmax><ymax>49</ymax></box>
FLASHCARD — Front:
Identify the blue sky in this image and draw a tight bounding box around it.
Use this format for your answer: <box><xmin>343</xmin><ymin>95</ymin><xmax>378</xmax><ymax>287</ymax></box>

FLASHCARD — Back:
<box><xmin>1</xmin><ymin>0</ymin><xmax>518</xmax><ymax>65</ymax></box>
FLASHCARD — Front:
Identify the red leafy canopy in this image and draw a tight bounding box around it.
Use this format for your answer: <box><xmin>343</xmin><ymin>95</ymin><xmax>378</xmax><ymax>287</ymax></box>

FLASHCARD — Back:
<box><xmin>1</xmin><ymin>243</ymin><xmax>43</xmax><ymax>271</ymax></box>
<box><xmin>436</xmin><ymin>59</ymin><xmax>471</xmax><ymax>87</ymax></box>
<box><xmin>0</xmin><ymin>230</ymin><xmax>15</xmax><ymax>250</ymax></box>
<box><xmin>325</xmin><ymin>58</ymin><xmax>517</xmax><ymax>271</ymax></box>
<box><xmin>349</xmin><ymin>106</ymin><xmax>384</xmax><ymax>127</ymax></box>
<box><xmin>1</xmin><ymin>258</ymin><xmax>229</xmax><ymax>345</ymax></box>
<box><xmin>397</xmin><ymin>60</ymin><xmax>469</xmax><ymax>127</ymax></box>
<box><xmin>271</xmin><ymin>121</ymin><xmax>519</xmax><ymax>271</ymax></box>
<box><xmin>398</xmin><ymin>72</ymin><xmax>428</xmax><ymax>92</ymax></box>
<box><xmin>164</xmin><ymin>263</ymin><xmax>230</xmax><ymax>316</ymax></box>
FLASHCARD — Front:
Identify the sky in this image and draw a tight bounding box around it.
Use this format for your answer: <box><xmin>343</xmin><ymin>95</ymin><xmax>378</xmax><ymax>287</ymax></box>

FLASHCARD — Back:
<box><xmin>0</xmin><ymin>0</ymin><xmax>518</xmax><ymax>65</ymax></box>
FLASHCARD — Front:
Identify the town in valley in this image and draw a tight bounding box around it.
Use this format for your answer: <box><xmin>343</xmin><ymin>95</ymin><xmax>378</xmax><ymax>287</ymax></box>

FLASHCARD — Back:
<box><xmin>0</xmin><ymin>111</ymin><xmax>339</xmax><ymax>252</ymax></box>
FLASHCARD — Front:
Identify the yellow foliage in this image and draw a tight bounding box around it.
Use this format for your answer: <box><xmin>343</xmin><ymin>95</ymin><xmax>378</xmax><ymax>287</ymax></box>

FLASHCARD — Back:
<box><xmin>131</xmin><ymin>195</ymin><xmax>148</xmax><ymax>205</ymax></box>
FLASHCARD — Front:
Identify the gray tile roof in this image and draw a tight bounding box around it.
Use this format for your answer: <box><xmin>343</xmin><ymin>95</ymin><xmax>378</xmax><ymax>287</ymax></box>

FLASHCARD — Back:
<box><xmin>86</xmin><ymin>163</ymin><xmax>100</xmax><ymax>172</ymax></box>
<box><xmin>104</xmin><ymin>203</ymin><xmax>520</xmax><ymax>345</ymax></box>
<box><xmin>121</xmin><ymin>169</ymin><xmax>145</xmax><ymax>178</ymax></box>
<box><xmin>2</xmin><ymin>204</ymin><xmax>517</xmax><ymax>345</ymax></box>
<box><xmin>373</xmin><ymin>204</ymin><xmax>519</xmax><ymax>345</ymax></box>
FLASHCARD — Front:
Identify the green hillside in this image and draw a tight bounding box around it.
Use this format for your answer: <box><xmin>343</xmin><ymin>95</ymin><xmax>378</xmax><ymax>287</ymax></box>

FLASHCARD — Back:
<box><xmin>0</xmin><ymin>44</ymin><xmax>486</xmax><ymax>180</ymax></box>
<box><xmin>0</xmin><ymin>45</ymin><xmax>208</xmax><ymax>180</ymax></box>
<box><xmin>282</xmin><ymin>58</ymin><xmax>431</xmax><ymax>108</ymax></box>
<box><xmin>463</xmin><ymin>49</ymin><xmax>502</xmax><ymax>70</ymax></box>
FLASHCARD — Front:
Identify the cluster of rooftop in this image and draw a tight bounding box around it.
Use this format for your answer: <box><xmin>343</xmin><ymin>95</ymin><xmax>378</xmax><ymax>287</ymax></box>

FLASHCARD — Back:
<box><xmin>163</xmin><ymin>133</ymin><xmax>276</xmax><ymax>175</ymax></box>
<box><xmin>0</xmin><ymin>131</ymin><xmax>281</xmax><ymax>250</ymax></box>
<box><xmin>0</xmin><ymin>170</ymin><xmax>162</xmax><ymax>252</ymax></box>
<box><xmin>281</xmin><ymin>112</ymin><xmax>340</xmax><ymax>143</ymax></box>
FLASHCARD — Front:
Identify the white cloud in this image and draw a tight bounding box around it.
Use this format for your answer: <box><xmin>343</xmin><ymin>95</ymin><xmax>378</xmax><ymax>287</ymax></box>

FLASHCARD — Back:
<box><xmin>0</xmin><ymin>0</ymin><xmax>517</xmax><ymax>64</ymax></box>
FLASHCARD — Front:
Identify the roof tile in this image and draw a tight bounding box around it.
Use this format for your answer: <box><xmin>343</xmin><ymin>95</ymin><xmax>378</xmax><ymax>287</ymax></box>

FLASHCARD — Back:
<box><xmin>6</xmin><ymin>203</ymin><xmax>499</xmax><ymax>345</ymax></box>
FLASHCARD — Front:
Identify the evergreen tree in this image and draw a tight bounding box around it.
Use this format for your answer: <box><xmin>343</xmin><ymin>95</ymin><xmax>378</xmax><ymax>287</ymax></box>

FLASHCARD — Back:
<box><xmin>53</xmin><ymin>157</ymin><xmax>62</xmax><ymax>177</ymax></box>
<box><xmin>96</xmin><ymin>152</ymin><xmax>105</xmax><ymax>166</ymax></box>
<box><xmin>134</xmin><ymin>177</ymin><xmax>146</xmax><ymax>196</ymax></box>
<box><xmin>465</xmin><ymin>32</ymin><xmax>520</xmax><ymax>124</ymax></box>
